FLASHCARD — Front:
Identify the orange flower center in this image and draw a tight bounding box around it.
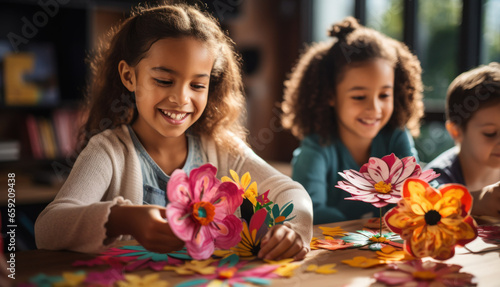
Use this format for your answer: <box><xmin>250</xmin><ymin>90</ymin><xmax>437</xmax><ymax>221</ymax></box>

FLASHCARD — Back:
<box><xmin>412</xmin><ymin>270</ymin><xmax>437</xmax><ymax>280</ymax></box>
<box><xmin>218</xmin><ymin>267</ymin><xmax>237</xmax><ymax>279</ymax></box>
<box><xmin>424</xmin><ymin>210</ymin><xmax>442</xmax><ymax>226</ymax></box>
<box><xmin>192</xmin><ymin>201</ymin><xmax>215</xmax><ymax>225</ymax></box>
<box><xmin>374</xmin><ymin>181</ymin><xmax>392</xmax><ymax>194</ymax></box>
<box><xmin>369</xmin><ymin>236</ymin><xmax>387</xmax><ymax>243</ymax></box>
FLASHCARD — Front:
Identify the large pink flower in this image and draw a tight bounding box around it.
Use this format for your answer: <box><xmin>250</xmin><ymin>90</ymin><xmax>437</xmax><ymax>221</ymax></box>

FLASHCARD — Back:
<box><xmin>336</xmin><ymin>154</ymin><xmax>439</xmax><ymax>207</ymax></box>
<box><xmin>166</xmin><ymin>164</ymin><xmax>244</xmax><ymax>260</ymax></box>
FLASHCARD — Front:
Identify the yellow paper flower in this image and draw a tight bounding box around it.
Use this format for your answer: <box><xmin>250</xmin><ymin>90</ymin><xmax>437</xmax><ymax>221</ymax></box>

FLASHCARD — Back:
<box><xmin>384</xmin><ymin>179</ymin><xmax>478</xmax><ymax>260</ymax></box>
<box><xmin>53</xmin><ymin>272</ymin><xmax>86</xmax><ymax>287</ymax></box>
<box><xmin>319</xmin><ymin>226</ymin><xmax>349</xmax><ymax>237</ymax></box>
<box><xmin>117</xmin><ymin>274</ymin><xmax>168</xmax><ymax>287</ymax></box>
<box><xmin>164</xmin><ymin>259</ymin><xmax>217</xmax><ymax>275</ymax></box>
<box><xmin>342</xmin><ymin>256</ymin><xmax>383</xmax><ymax>268</ymax></box>
<box><xmin>264</xmin><ymin>258</ymin><xmax>300</xmax><ymax>277</ymax></box>
<box><xmin>222</xmin><ymin>170</ymin><xmax>258</xmax><ymax>205</ymax></box>
<box><xmin>306</xmin><ymin>264</ymin><xmax>338</xmax><ymax>274</ymax></box>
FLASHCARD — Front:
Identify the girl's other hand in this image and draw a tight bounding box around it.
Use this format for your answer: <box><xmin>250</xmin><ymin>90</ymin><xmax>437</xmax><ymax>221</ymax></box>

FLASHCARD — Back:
<box><xmin>257</xmin><ymin>223</ymin><xmax>309</xmax><ymax>261</ymax></box>
<box><xmin>106</xmin><ymin>205</ymin><xmax>185</xmax><ymax>253</ymax></box>
<box><xmin>472</xmin><ymin>181</ymin><xmax>500</xmax><ymax>218</ymax></box>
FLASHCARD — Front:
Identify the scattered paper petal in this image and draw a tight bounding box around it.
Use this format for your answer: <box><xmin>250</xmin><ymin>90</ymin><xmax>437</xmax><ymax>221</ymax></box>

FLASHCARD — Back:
<box><xmin>164</xmin><ymin>259</ymin><xmax>217</xmax><ymax>275</ymax></box>
<box><xmin>305</xmin><ymin>264</ymin><xmax>338</xmax><ymax>274</ymax></box>
<box><xmin>374</xmin><ymin>260</ymin><xmax>476</xmax><ymax>286</ymax></box>
<box><xmin>318</xmin><ymin>226</ymin><xmax>349</xmax><ymax>237</ymax></box>
<box><xmin>53</xmin><ymin>271</ymin><xmax>86</xmax><ymax>287</ymax></box>
<box><xmin>342</xmin><ymin>256</ymin><xmax>383</xmax><ymax>268</ymax></box>
<box><xmin>29</xmin><ymin>273</ymin><xmax>63</xmax><ymax>287</ymax></box>
<box><xmin>84</xmin><ymin>268</ymin><xmax>124</xmax><ymax>287</ymax></box>
<box><xmin>117</xmin><ymin>274</ymin><xmax>169</xmax><ymax>287</ymax></box>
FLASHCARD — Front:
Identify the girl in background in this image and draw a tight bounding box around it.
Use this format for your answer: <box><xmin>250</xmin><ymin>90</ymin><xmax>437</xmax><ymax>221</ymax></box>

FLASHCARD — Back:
<box><xmin>282</xmin><ymin>17</ymin><xmax>424</xmax><ymax>224</ymax></box>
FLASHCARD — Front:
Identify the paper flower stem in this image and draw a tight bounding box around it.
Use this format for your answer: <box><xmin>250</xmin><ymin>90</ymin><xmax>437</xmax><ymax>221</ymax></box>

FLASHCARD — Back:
<box><xmin>379</xmin><ymin>208</ymin><xmax>383</xmax><ymax>237</ymax></box>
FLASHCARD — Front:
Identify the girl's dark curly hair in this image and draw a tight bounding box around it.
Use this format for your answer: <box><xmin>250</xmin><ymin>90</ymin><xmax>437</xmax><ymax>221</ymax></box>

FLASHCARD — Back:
<box><xmin>81</xmin><ymin>2</ymin><xmax>247</xmax><ymax>152</ymax></box>
<box><xmin>281</xmin><ymin>17</ymin><xmax>423</xmax><ymax>143</ymax></box>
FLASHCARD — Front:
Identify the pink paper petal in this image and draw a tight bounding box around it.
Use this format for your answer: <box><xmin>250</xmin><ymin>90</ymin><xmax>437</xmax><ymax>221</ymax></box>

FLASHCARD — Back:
<box><xmin>167</xmin><ymin>169</ymin><xmax>194</xmax><ymax>205</ymax></box>
<box><xmin>166</xmin><ymin>201</ymin><xmax>196</xmax><ymax>241</ymax></box>
<box><xmin>213</xmin><ymin>215</ymin><xmax>243</xmax><ymax>249</ymax></box>
<box><xmin>366</xmin><ymin>157</ymin><xmax>390</xmax><ymax>183</ymax></box>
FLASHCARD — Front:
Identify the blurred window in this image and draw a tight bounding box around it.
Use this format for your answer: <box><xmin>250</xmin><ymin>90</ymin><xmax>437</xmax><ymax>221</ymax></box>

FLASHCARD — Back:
<box><xmin>366</xmin><ymin>0</ymin><xmax>404</xmax><ymax>41</ymax></box>
<box><xmin>312</xmin><ymin>0</ymin><xmax>354</xmax><ymax>42</ymax></box>
<box><xmin>481</xmin><ymin>0</ymin><xmax>500</xmax><ymax>63</ymax></box>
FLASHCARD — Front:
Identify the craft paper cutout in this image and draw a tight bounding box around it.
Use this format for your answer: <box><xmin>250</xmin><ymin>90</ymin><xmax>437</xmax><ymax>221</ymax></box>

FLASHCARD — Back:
<box><xmin>311</xmin><ymin>238</ymin><xmax>354</xmax><ymax>251</ymax></box>
<box><xmin>117</xmin><ymin>274</ymin><xmax>169</xmax><ymax>287</ymax></box>
<box><xmin>341</xmin><ymin>229</ymin><xmax>402</xmax><ymax>251</ymax></box>
<box><xmin>177</xmin><ymin>262</ymin><xmax>279</xmax><ymax>287</ymax></box>
<box><xmin>337</xmin><ymin>154</ymin><xmax>439</xmax><ymax>208</ymax></box>
<box><xmin>101</xmin><ymin>245</ymin><xmax>191</xmax><ymax>261</ymax></box>
<box><xmin>477</xmin><ymin>225</ymin><xmax>500</xmax><ymax>243</ymax></box>
<box><xmin>341</xmin><ymin>256</ymin><xmax>383</xmax><ymax>268</ymax></box>
<box><xmin>318</xmin><ymin>226</ymin><xmax>349</xmax><ymax>237</ymax></box>
<box><xmin>384</xmin><ymin>179</ymin><xmax>478</xmax><ymax>260</ymax></box>
<box><xmin>232</xmin><ymin>208</ymin><xmax>269</xmax><ymax>257</ymax></box>
<box><xmin>73</xmin><ymin>256</ymin><xmax>133</xmax><ymax>268</ymax></box>
<box><xmin>305</xmin><ymin>264</ymin><xmax>338</xmax><ymax>274</ymax></box>
<box><xmin>166</xmin><ymin>164</ymin><xmax>244</xmax><ymax>260</ymax></box>
<box><xmin>375</xmin><ymin>245</ymin><xmax>414</xmax><ymax>263</ymax></box>
<box><xmin>84</xmin><ymin>268</ymin><xmax>125</xmax><ymax>287</ymax></box>
<box><xmin>222</xmin><ymin>170</ymin><xmax>258</xmax><ymax>205</ymax></box>
<box><xmin>29</xmin><ymin>273</ymin><xmax>63</xmax><ymax>287</ymax></box>
<box><xmin>373</xmin><ymin>260</ymin><xmax>476</xmax><ymax>287</ymax></box>
<box><xmin>124</xmin><ymin>258</ymin><xmax>174</xmax><ymax>272</ymax></box>
<box><xmin>264</xmin><ymin>258</ymin><xmax>300</xmax><ymax>277</ymax></box>
<box><xmin>164</xmin><ymin>259</ymin><xmax>217</xmax><ymax>275</ymax></box>
<box><xmin>53</xmin><ymin>271</ymin><xmax>86</xmax><ymax>287</ymax></box>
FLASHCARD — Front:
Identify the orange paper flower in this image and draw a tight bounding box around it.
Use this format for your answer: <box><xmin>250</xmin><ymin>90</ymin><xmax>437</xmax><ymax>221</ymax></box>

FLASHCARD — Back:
<box><xmin>384</xmin><ymin>179</ymin><xmax>477</xmax><ymax>260</ymax></box>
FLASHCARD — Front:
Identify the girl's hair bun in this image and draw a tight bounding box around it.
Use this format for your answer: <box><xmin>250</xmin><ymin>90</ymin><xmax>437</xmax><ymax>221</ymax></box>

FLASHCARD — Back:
<box><xmin>328</xmin><ymin>16</ymin><xmax>360</xmax><ymax>40</ymax></box>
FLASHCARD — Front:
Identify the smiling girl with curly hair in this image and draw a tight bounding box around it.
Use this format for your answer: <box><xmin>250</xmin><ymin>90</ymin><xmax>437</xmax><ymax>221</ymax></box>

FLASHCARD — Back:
<box><xmin>282</xmin><ymin>17</ymin><xmax>424</xmax><ymax>224</ymax></box>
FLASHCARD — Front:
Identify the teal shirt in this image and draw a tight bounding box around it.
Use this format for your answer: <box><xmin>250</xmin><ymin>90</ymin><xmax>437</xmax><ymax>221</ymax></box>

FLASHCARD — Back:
<box><xmin>292</xmin><ymin>127</ymin><xmax>418</xmax><ymax>224</ymax></box>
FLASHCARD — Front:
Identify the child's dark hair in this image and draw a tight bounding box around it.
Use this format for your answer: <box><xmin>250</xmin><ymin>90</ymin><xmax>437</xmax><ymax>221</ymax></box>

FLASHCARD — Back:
<box><xmin>81</xmin><ymin>2</ymin><xmax>247</xmax><ymax>151</ymax></box>
<box><xmin>281</xmin><ymin>17</ymin><xmax>423</xmax><ymax>143</ymax></box>
<box><xmin>446</xmin><ymin>62</ymin><xmax>500</xmax><ymax>129</ymax></box>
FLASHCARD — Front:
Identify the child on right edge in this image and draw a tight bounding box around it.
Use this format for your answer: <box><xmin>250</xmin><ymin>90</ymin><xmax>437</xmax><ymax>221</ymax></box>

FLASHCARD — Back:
<box><xmin>281</xmin><ymin>17</ymin><xmax>424</xmax><ymax>224</ymax></box>
<box><xmin>425</xmin><ymin>62</ymin><xmax>500</xmax><ymax>219</ymax></box>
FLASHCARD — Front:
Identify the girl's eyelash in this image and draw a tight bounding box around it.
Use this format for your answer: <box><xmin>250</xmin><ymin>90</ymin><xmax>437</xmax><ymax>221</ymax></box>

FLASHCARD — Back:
<box><xmin>483</xmin><ymin>132</ymin><xmax>497</xmax><ymax>138</ymax></box>
<box><xmin>154</xmin><ymin>78</ymin><xmax>172</xmax><ymax>85</ymax></box>
<box><xmin>191</xmin><ymin>84</ymin><xmax>206</xmax><ymax>89</ymax></box>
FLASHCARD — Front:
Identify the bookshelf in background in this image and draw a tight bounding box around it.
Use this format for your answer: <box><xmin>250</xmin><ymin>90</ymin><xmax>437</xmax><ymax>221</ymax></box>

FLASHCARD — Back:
<box><xmin>0</xmin><ymin>0</ymin><xmax>135</xmax><ymax>252</ymax></box>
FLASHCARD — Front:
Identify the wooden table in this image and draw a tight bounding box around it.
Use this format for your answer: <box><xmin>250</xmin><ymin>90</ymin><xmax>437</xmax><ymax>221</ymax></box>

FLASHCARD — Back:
<box><xmin>13</xmin><ymin>219</ymin><xmax>500</xmax><ymax>286</ymax></box>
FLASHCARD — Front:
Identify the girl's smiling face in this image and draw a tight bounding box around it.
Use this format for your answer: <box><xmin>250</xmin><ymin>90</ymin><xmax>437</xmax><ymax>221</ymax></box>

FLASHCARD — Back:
<box><xmin>459</xmin><ymin>102</ymin><xmax>500</xmax><ymax>167</ymax></box>
<box><xmin>332</xmin><ymin>58</ymin><xmax>395</xmax><ymax>146</ymax></box>
<box><xmin>119</xmin><ymin>37</ymin><xmax>214</xmax><ymax>141</ymax></box>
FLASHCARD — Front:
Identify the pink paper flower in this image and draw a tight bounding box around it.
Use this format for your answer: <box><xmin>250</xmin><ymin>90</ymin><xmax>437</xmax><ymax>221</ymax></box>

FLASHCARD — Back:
<box><xmin>336</xmin><ymin>154</ymin><xmax>439</xmax><ymax>207</ymax></box>
<box><xmin>373</xmin><ymin>260</ymin><xmax>476</xmax><ymax>286</ymax></box>
<box><xmin>166</xmin><ymin>164</ymin><xmax>244</xmax><ymax>260</ymax></box>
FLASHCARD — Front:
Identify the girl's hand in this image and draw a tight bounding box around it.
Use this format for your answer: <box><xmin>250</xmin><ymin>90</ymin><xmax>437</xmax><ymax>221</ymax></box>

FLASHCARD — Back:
<box><xmin>106</xmin><ymin>205</ymin><xmax>185</xmax><ymax>253</ymax></box>
<box><xmin>257</xmin><ymin>223</ymin><xmax>309</xmax><ymax>261</ymax></box>
<box><xmin>472</xmin><ymin>181</ymin><xmax>500</xmax><ymax>218</ymax></box>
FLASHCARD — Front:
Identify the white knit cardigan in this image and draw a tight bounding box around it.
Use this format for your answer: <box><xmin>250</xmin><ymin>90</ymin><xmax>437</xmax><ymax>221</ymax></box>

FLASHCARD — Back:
<box><xmin>35</xmin><ymin>125</ymin><xmax>313</xmax><ymax>253</ymax></box>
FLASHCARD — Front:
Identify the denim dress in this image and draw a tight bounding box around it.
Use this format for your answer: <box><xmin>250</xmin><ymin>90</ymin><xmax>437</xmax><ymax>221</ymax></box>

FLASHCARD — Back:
<box><xmin>127</xmin><ymin>126</ymin><xmax>207</xmax><ymax>206</ymax></box>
